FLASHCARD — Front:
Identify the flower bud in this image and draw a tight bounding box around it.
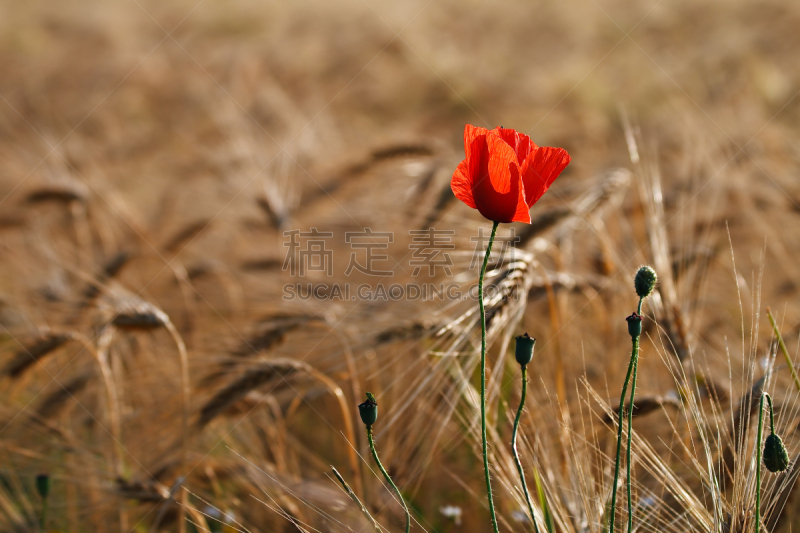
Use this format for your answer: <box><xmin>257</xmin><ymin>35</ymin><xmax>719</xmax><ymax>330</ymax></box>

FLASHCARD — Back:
<box><xmin>36</xmin><ymin>474</ymin><xmax>50</xmax><ymax>499</ymax></box>
<box><xmin>358</xmin><ymin>393</ymin><xmax>378</xmax><ymax>428</ymax></box>
<box><xmin>634</xmin><ymin>266</ymin><xmax>658</xmax><ymax>299</ymax></box>
<box><xmin>763</xmin><ymin>433</ymin><xmax>790</xmax><ymax>473</ymax></box>
<box><xmin>626</xmin><ymin>313</ymin><xmax>642</xmax><ymax>339</ymax></box>
<box><xmin>514</xmin><ymin>333</ymin><xmax>536</xmax><ymax>367</ymax></box>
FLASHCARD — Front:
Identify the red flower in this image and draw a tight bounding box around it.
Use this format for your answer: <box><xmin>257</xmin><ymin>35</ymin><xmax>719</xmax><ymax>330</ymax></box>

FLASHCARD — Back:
<box><xmin>451</xmin><ymin>124</ymin><xmax>571</xmax><ymax>224</ymax></box>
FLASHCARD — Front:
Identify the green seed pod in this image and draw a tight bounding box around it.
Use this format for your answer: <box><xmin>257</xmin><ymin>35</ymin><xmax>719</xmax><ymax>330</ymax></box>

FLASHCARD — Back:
<box><xmin>634</xmin><ymin>266</ymin><xmax>658</xmax><ymax>299</ymax></box>
<box><xmin>35</xmin><ymin>474</ymin><xmax>50</xmax><ymax>499</ymax></box>
<box><xmin>626</xmin><ymin>313</ymin><xmax>642</xmax><ymax>339</ymax></box>
<box><xmin>514</xmin><ymin>333</ymin><xmax>536</xmax><ymax>367</ymax></box>
<box><xmin>358</xmin><ymin>393</ymin><xmax>378</xmax><ymax>428</ymax></box>
<box><xmin>763</xmin><ymin>433</ymin><xmax>790</xmax><ymax>473</ymax></box>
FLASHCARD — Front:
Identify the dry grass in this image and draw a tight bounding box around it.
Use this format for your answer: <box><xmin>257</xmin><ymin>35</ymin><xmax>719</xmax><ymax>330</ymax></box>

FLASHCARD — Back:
<box><xmin>1</xmin><ymin>0</ymin><xmax>800</xmax><ymax>531</ymax></box>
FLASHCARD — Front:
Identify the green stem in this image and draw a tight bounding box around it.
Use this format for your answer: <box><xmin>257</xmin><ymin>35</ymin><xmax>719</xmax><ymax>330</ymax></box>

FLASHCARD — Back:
<box><xmin>367</xmin><ymin>427</ymin><xmax>410</xmax><ymax>533</ymax></box>
<box><xmin>512</xmin><ymin>367</ymin><xmax>542</xmax><ymax>533</ymax></box>
<box><xmin>480</xmin><ymin>221</ymin><xmax>501</xmax><ymax>533</ymax></box>
<box><xmin>40</xmin><ymin>498</ymin><xmax>47</xmax><ymax>533</ymax></box>
<box><xmin>755</xmin><ymin>393</ymin><xmax>768</xmax><ymax>533</ymax></box>
<box><xmin>625</xmin><ymin>343</ymin><xmax>639</xmax><ymax>533</ymax></box>
<box><xmin>766</xmin><ymin>394</ymin><xmax>775</xmax><ymax>435</ymax></box>
<box><xmin>607</xmin><ymin>349</ymin><xmax>635</xmax><ymax>532</ymax></box>
<box><xmin>625</xmin><ymin>298</ymin><xmax>644</xmax><ymax>533</ymax></box>
<box><xmin>608</xmin><ymin>297</ymin><xmax>643</xmax><ymax>533</ymax></box>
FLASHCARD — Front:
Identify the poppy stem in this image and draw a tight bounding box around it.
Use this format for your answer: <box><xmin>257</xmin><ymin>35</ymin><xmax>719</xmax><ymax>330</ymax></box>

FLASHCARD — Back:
<box><xmin>608</xmin><ymin>342</ymin><xmax>635</xmax><ymax>533</ymax></box>
<box><xmin>625</xmin><ymin>298</ymin><xmax>643</xmax><ymax>533</ymax></box>
<box><xmin>40</xmin><ymin>498</ymin><xmax>47</xmax><ymax>533</ymax></box>
<box><xmin>625</xmin><ymin>339</ymin><xmax>639</xmax><ymax>533</ymax></box>
<box><xmin>608</xmin><ymin>297</ymin><xmax>642</xmax><ymax>533</ymax></box>
<box><xmin>366</xmin><ymin>426</ymin><xmax>411</xmax><ymax>533</ymax></box>
<box><xmin>512</xmin><ymin>366</ymin><xmax>542</xmax><ymax>533</ymax></box>
<box><xmin>479</xmin><ymin>220</ymin><xmax>501</xmax><ymax>533</ymax></box>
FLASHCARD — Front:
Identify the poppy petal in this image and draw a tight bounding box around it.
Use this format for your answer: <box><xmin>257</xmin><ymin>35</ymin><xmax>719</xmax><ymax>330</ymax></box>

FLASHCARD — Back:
<box><xmin>494</xmin><ymin>127</ymin><xmax>537</xmax><ymax>165</ymax></box>
<box><xmin>471</xmin><ymin>133</ymin><xmax>529</xmax><ymax>223</ymax></box>
<box><xmin>451</xmin><ymin>159</ymin><xmax>477</xmax><ymax>208</ymax></box>
<box><xmin>465</xmin><ymin>123</ymin><xmax>490</xmax><ymax>145</ymax></box>
<box><xmin>509</xmin><ymin>190</ymin><xmax>532</xmax><ymax>223</ymax></box>
<box><xmin>450</xmin><ymin>124</ymin><xmax>567</xmax><ymax>225</ymax></box>
<box><xmin>451</xmin><ymin>125</ymin><xmax>490</xmax><ymax>209</ymax></box>
<box><xmin>520</xmin><ymin>146</ymin><xmax>571</xmax><ymax>207</ymax></box>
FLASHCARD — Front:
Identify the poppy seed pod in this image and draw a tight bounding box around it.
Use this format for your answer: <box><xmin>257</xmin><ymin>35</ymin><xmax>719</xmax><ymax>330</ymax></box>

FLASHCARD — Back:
<box><xmin>634</xmin><ymin>266</ymin><xmax>658</xmax><ymax>299</ymax></box>
<box><xmin>515</xmin><ymin>333</ymin><xmax>536</xmax><ymax>367</ymax></box>
<box><xmin>763</xmin><ymin>433</ymin><xmax>790</xmax><ymax>473</ymax></box>
<box><xmin>35</xmin><ymin>474</ymin><xmax>50</xmax><ymax>499</ymax></box>
<box><xmin>626</xmin><ymin>313</ymin><xmax>643</xmax><ymax>339</ymax></box>
<box><xmin>358</xmin><ymin>393</ymin><xmax>378</xmax><ymax>428</ymax></box>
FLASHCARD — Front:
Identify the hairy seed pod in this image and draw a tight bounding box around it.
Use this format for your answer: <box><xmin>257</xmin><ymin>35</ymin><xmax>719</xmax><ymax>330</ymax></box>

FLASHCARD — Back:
<box><xmin>634</xmin><ymin>266</ymin><xmax>658</xmax><ymax>299</ymax></box>
<box><xmin>514</xmin><ymin>333</ymin><xmax>536</xmax><ymax>367</ymax></box>
<box><xmin>358</xmin><ymin>393</ymin><xmax>378</xmax><ymax>428</ymax></box>
<box><xmin>764</xmin><ymin>433</ymin><xmax>790</xmax><ymax>473</ymax></box>
<box><xmin>36</xmin><ymin>474</ymin><xmax>50</xmax><ymax>499</ymax></box>
<box><xmin>626</xmin><ymin>312</ymin><xmax>643</xmax><ymax>339</ymax></box>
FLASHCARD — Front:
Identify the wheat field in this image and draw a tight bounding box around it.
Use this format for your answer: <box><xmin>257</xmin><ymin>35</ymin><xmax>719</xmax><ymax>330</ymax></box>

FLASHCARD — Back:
<box><xmin>1</xmin><ymin>0</ymin><xmax>800</xmax><ymax>531</ymax></box>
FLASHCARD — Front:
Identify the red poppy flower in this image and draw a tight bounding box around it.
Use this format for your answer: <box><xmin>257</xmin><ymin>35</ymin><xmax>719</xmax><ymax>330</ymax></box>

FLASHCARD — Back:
<box><xmin>451</xmin><ymin>124</ymin><xmax>571</xmax><ymax>224</ymax></box>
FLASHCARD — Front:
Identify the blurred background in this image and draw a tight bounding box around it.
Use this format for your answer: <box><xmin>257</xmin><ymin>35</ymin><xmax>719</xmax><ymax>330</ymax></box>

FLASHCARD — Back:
<box><xmin>1</xmin><ymin>0</ymin><xmax>800</xmax><ymax>531</ymax></box>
